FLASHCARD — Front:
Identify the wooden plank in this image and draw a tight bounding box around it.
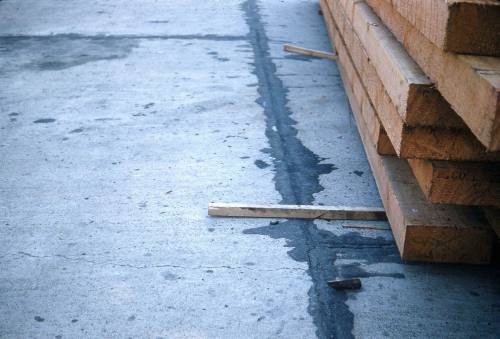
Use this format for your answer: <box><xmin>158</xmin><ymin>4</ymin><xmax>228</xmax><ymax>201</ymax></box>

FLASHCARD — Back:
<box><xmin>363</xmin><ymin>0</ymin><xmax>500</xmax><ymax>151</ymax></box>
<box><xmin>283</xmin><ymin>44</ymin><xmax>337</xmax><ymax>60</ymax></box>
<box><xmin>330</xmin><ymin>0</ymin><xmax>463</xmax><ymax>128</ymax></box>
<box><xmin>321</xmin><ymin>0</ymin><xmax>493</xmax><ymax>264</ymax></box>
<box><xmin>208</xmin><ymin>203</ymin><xmax>387</xmax><ymax>220</ymax></box>
<box><xmin>327</xmin><ymin>0</ymin><xmax>500</xmax><ymax>161</ymax></box>
<box><xmin>387</xmin><ymin>0</ymin><xmax>500</xmax><ymax>56</ymax></box>
<box><xmin>408</xmin><ymin>159</ymin><xmax>500</xmax><ymax>207</ymax></box>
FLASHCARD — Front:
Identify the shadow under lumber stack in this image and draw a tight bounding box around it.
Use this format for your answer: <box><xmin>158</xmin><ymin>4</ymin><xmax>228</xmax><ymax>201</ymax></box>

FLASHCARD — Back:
<box><xmin>319</xmin><ymin>0</ymin><xmax>500</xmax><ymax>264</ymax></box>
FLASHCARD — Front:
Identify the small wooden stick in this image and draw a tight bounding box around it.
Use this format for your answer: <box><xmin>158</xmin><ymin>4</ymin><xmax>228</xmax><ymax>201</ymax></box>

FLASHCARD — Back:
<box><xmin>283</xmin><ymin>44</ymin><xmax>337</xmax><ymax>60</ymax></box>
<box><xmin>208</xmin><ymin>203</ymin><xmax>386</xmax><ymax>221</ymax></box>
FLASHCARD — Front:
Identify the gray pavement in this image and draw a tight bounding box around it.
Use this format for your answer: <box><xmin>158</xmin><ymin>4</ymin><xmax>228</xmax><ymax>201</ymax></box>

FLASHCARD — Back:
<box><xmin>0</xmin><ymin>0</ymin><xmax>498</xmax><ymax>338</ymax></box>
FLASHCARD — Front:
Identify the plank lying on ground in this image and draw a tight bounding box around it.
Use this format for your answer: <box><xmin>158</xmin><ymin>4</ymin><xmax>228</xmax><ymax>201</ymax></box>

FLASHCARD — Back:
<box><xmin>386</xmin><ymin>0</ymin><xmax>500</xmax><ymax>56</ymax></box>
<box><xmin>327</xmin><ymin>0</ymin><xmax>500</xmax><ymax>161</ymax></box>
<box><xmin>363</xmin><ymin>0</ymin><xmax>500</xmax><ymax>151</ymax></box>
<box><xmin>283</xmin><ymin>44</ymin><xmax>337</xmax><ymax>60</ymax></box>
<box><xmin>321</xmin><ymin>0</ymin><xmax>493</xmax><ymax>264</ymax></box>
<box><xmin>329</xmin><ymin>0</ymin><xmax>462</xmax><ymax>128</ymax></box>
<box><xmin>208</xmin><ymin>203</ymin><xmax>386</xmax><ymax>220</ymax></box>
<box><xmin>408</xmin><ymin>159</ymin><xmax>500</xmax><ymax>207</ymax></box>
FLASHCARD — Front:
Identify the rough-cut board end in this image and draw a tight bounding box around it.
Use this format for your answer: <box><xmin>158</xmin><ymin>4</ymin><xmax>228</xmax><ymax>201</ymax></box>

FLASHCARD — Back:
<box><xmin>402</xmin><ymin>225</ymin><xmax>493</xmax><ymax>265</ymax></box>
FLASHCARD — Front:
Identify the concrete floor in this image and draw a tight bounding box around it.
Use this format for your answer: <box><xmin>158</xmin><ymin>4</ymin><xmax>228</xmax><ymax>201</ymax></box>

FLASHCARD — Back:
<box><xmin>0</xmin><ymin>0</ymin><xmax>498</xmax><ymax>338</ymax></box>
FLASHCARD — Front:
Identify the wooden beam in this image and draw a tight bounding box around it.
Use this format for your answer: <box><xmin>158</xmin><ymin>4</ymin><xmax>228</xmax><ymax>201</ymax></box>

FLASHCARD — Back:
<box><xmin>386</xmin><ymin>0</ymin><xmax>500</xmax><ymax>56</ymax></box>
<box><xmin>208</xmin><ymin>203</ymin><xmax>386</xmax><ymax>220</ymax></box>
<box><xmin>364</xmin><ymin>0</ymin><xmax>500</xmax><ymax>151</ymax></box>
<box><xmin>321</xmin><ymin>0</ymin><xmax>494</xmax><ymax>264</ymax></box>
<box><xmin>408</xmin><ymin>159</ymin><xmax>500</xmax><ymax>207</ymax></box>
<box><xmin>283</xmin><ymin>44</ymin><xmax>337</xmax><ymax>60</ymax></box>
<box><xmin>330</xmin><ymin>0</ymin><xmax>462</xmax><ymax>128</ymax></box>
<box><xmin>326</xmin><ymin>0</ymin><xmax>500</xmax><ymax>161</ymax></box>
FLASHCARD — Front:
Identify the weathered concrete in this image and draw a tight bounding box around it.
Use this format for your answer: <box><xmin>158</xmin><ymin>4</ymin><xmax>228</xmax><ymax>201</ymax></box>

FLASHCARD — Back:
<box><xmin>0</xmin><ymin>0</ymin><xmax>498</xmax><ymax>338</ymax></box>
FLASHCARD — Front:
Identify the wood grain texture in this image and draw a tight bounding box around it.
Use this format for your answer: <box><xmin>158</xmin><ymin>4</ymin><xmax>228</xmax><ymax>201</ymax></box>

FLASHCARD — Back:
<box><xmin>388</xmin><ymin>0</ymin><xmax>500</xmax><ymax>56</ymax></box>
<box><xmin>321</xmin><ymin>0</ymin><xmax>494</xmax><ymax>263</ymax></box>
<box><xmin>328</xmin><ymin>0</ymin><xmax>500</xmax><ymax>161</ymax></box>
<box><xmin>332</xmin><ymin>0</ymin><xmax>463</xmax><ymax>128</ymax></box>
<box><xmin>408</xmin><ymin>159</ymin><xmax>500</xmax><ymax>207</ymax></box>
<box><xmin>283</xmin><ymin>44</ymin><xmax>337</xmax><ymax>59</ymax></box>
<box><xmin>208</xmin><ymin>203</ymin><xmax>387</xmax><ymax>220</ymax></box>
<box><xmin>363</xmin><ymin>0</ymin><xmax>500</xmax><ymax>151</ymax></box>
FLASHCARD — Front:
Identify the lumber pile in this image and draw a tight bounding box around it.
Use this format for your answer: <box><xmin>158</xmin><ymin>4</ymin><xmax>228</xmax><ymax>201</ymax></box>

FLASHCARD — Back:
<box><xmin>319</xmin><ymin>0</ymin><xmax>500</xmax><ymax>264</ymax></box>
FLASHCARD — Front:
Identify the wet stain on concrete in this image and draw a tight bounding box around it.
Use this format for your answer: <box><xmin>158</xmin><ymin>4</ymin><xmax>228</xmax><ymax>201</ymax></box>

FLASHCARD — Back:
<box><xmin>1</xmin><ymin>36</ymin><xmax>139</xmax><ymax>72</ymax></box>
<box><xmin>207</xmin><ymin>50</ymin><xmax>230</xmax><ymax>62</ymax></box>
<box><xmin>353</xmin><ymin>170</ymin><xmax>363</xmax><ymax>177</ymax></box>
<box><xmin>34</xmin><ymin>118</ymin><xmax>56</xmax><ymax>123</ymax></box>
<box><xmin>69</xmin><ymin>127</ymin><xmax>84</xmax><ymax>134</ymax></box>
<box><xmin>241</xmin><ymin>1</ymin><xmax>401</xmax><ymax>338</ymax></box>
<box><xmin>284</xmin><ymin>54</ymin><xmax>314</xmax><ymax>62</ymax></box>
<box><xmin>34</xmin><ymin>316</ymin><xmax>45</xmax><ymax>322</ymax></box>
<box><xmin>254</xmin><ymin>159</ymin><xmax>270</xmax><ymax>169</ymax></box>
<box><xmin>162</xmin><ymin>271</ymin><xmax>180</xmax><ymax>281</ymax></box>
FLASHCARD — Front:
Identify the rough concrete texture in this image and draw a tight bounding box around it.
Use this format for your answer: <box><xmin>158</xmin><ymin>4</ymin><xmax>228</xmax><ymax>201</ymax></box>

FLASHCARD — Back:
<box><xmin>0</xmin><ymin>0</ymin><xmax>499</xmax><ymax>338</ymax></box>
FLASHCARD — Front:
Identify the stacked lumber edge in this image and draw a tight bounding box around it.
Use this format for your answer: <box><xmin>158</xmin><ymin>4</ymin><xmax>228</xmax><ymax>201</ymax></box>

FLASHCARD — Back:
<box><xmin>319</xmin><ymin>0</ymin><xmax>500</xmax><ymax>264</ymax></box>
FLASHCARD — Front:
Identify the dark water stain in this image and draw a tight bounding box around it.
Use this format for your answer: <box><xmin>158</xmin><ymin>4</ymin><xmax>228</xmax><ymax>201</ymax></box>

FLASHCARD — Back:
<box><xmin>8</xmin><ymin>112</ymin><xmax>19</xmax><ymax>116</ymax></box>
<box><xmin>69</xmin><ymin>127</ymin><xmax>84</xmax><ymax>134</ymax></box>
<box><xmin>162</xmin><ymin>271</ymin><xmax>179</xmax><ymax>281</ymax></box>
<box><xmin>254</xmin><ymin>159</ymin><xmax>270</xmax><ymax>169</ymax></box>
<box><xmin>34</xmin><ymin>316</ymin><xmax>45</xmax><ymax>322</ymax></box>
<box><xmin>353</xmin><ymin>170</ymin><xmax>363</xmax><ymax>177</ymax></box>
<box><xmin>71</xmin><ymin>319</ymin><xmax>78</xmax><ymax>323</ymax></box>
<box><xmin>207</xmin><ymin>50</ymin><xmax>230</xmax><ymax>62</ymax></box>
<box><xmin>128</xmin><ymin>315</ymin><xmax>136</xmax><ymax>321</ymax></box>
<box><xmin>34</xmin><ymin>118</ymin><xmax>56</xmax><ymax>124</ymax></box>
<box><xmin>241</xmin><ymin>1</ymin><xmax>402</xmax><ymax>338</ymax></box>
<box><xmin>149</xmin><ymin>20</ymin><xmax>170</xmax><ymax>24</ymax></box>
<box><xmin>0</xmin><ymin>36</ymin><xmax>140</xmax><ymax>71</ymax></box>
<box><xmin>284</xmin><ymin>54</ymin><xmax>314</xmax><ymax>62</ymax></box>
<box><xmin>144</xmin><ymin>102</ymin><xmax>155</xmax><ymax>109</ymax></box>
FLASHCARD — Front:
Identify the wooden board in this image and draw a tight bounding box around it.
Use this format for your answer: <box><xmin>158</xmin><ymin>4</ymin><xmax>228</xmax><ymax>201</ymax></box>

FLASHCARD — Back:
<box><xmin>327</xmin><ymin>0</ymin><xmax>500</xmax><ymax>161</ymax></box>
<box><xmin>330</xmin><ymin>0</ymin><xmax>463</xmax><ymax>128</ymax></box>
<box><xmin>208</xmin><ymin>203</ymin><xmax>387</xmax><ymax>220</ymax></box>
<box><xmin>362</xmin><ymin>0</ymin><xmax>500</xmax><ymax>151</ymax></box>
<box><xmin>387</xmin><ymin>0</ymin><xmax>500</xmax><ymax>56</ymax></box>
<box><xmin>283</xmin><ymin>44</ymin><xmax>337</xmax><ymax>60</ymax></box>
<box><xmin>408</xmin><ymin>159</ymin><xmax>500</xmax><ymax>207</ymax></box>
<box><xmin>321</xmin><ymin>0</ymin><xmax>493</xmax><ymax>264</ymax></box>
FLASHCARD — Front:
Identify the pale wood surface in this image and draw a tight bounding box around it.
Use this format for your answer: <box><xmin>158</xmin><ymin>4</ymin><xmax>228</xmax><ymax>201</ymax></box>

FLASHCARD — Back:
<box><xmin>321</xmin><ymin>0</ymin><xmax>493</xmax><ymax>264</ymax></box>
<box><xmin>408</xmin><ymin>159</ymin><xmax>500</xmax><ymax>207</ymax></box>
<box><xmin>364</xmin><ymin>0</ymin><xmax>500</xmax><ymax>151</ymax></box>
<box><xmin>327</xmin><ymin>0</ymin><xmax>500</xmax><ymax>161</ymax></box>
<box><xmin>332</xmin><ymin>0</ymin><xmax>462</xmax><ymax>128</ymax></box>
<box><xmin>283</xmin><ymin>44</ymin><xmax>337</xmax><ymax>60</ymax></box>
<box><xmin>387</xmin><ymin>0</ymin><xmax>500</xmax><ymax>56</ymax></box>
<box><xmin>208</xmin><ymin>203</ymin><xmax>386</xmax><ymax>220</ymax></box>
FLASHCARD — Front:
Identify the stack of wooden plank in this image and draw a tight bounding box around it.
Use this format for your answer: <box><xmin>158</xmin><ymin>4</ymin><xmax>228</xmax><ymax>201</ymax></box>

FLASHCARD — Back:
<box><xmin>319</xmin><ymin>0</ymin><xmax>500</xmax><ymax>264</ymax></box>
